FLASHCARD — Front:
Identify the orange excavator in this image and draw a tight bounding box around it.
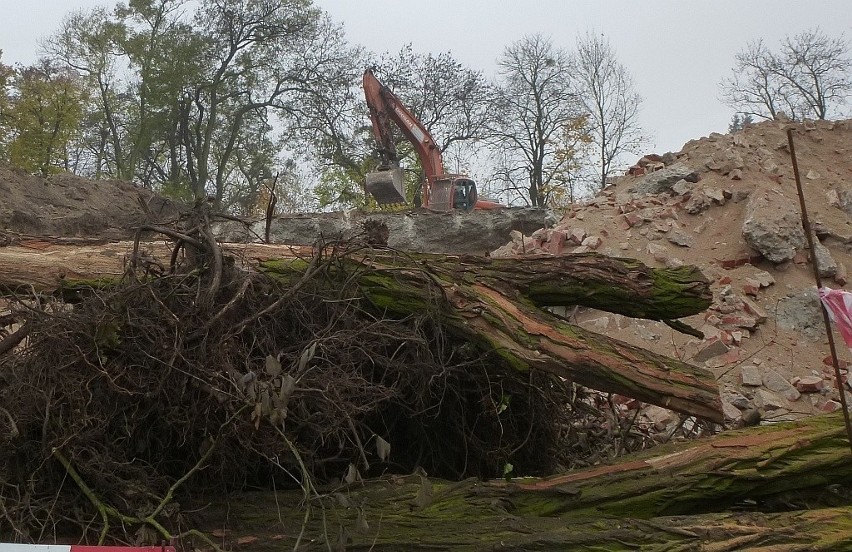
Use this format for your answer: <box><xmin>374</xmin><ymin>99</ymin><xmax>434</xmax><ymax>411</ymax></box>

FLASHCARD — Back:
<box><xmin>362</xmin><ymin>68</ymin><xmax>501</xmax><ymax>211</ymax></box>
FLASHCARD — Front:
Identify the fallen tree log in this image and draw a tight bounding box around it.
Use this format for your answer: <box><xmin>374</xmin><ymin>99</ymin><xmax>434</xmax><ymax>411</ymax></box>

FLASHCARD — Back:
<box><xmin>0</xmin><ymin>240</ymin><xmax>720</xmax><ymax>421</ymax></box>
<box><xmin>0</xmin><ymin>241</ymin><xmax>710</xmax><ymax>320</ymax></box>
<box><xmin>0</xmin><ymin>240</ymin><xmax>307</xmax><ymax>291</ymax></box>
<box><xmin>262</xmin><ymin>250</ymin><xmax>720</xmax><ymax>422</ymax></box>
<box><xmin>192</xmin><ymin>413</ymin><xmax>852</xmax><ymax>551</ymax></box>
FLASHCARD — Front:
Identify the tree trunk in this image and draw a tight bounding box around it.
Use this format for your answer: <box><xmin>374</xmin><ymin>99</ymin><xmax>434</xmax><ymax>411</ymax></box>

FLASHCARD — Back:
<box><xmin>0</xmin><ymin>240</ymin><xmax>721</xmax><ymax>421</ymax></box>
<box><xmin>192</xmin><ymin>413</ymin><xmax>852</xmax><ymax>551</ymax></box>
<box><xmin>0</xmin><ymin>240</ymin><xmax>709</xmax><ymax>319</ymax></box>
<box><xmin>261</xmin><ymin>250</ymin><xmax>719</xmax><ymax>422</ymax></box>
<box><xmin>0</xmin><ymin>240</ymin><xmax>309</xmax><ymax>291</ymax></box>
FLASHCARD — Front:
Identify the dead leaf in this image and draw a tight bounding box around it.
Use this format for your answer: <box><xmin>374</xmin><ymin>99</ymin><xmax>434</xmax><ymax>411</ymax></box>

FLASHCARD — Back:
<box><xmin>264</xmin><ymin>355</ymin><xmax>281</xmax><ymax>377</ymax></box>
<box><xmin>252</xmin><ymin>402</ymin><xmax>262</xmax><ymax>429</ymax></box>
<box><xmin>236</xmin><ymin>535</ymin><xmax>258</xmax><ymax>545</ymax></box>
<box><xmin>260</xmin><ymin>387</ymin><xmax>271</xmax><ymax>416</ymax></box>
<box><xmin>238</xmin><ymin>371</ymin><xmax>255</xmax><ymax>390</ymax></box>
<box><xmin>344</xmin><ymin>463</ymin><xmax>360</xmax><ymax>485</ymax></box>
<box><xmin>415</xmin><ymin>475</ymin><xmax>433</xmax><ymax>508</ymax></box>
<box><xmin>356</xmin><ymin>507</ymin><xmax>370</xmax><ymax>533</ymax></box>
<box><xmin>375</xmin><ymin>435</ymin><xmax>391</xmax><ymax>462</ymax></box>
<box><xmin>298</xmin><ymin>342</ymin><xmax>316</xmax><ymax>371</ymax></box>
<box><xmin>279</xmin><ymin>374</ymin><xmax>295</xmax><ymax>405</ymax></box>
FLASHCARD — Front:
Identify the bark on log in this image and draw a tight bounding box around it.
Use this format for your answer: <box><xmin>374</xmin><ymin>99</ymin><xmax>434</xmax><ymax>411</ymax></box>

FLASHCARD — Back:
<box><xmin>0</xmin><ymin>240</ymin><xmax>310</xmax><ymax>291</ymax></box>
<box><xmin>0</xmin><ymin>240</ymin><xmax>721</xmax><ymax>421</ymax></box>
<box><xmin>192</xmin><ymin>413</ymin><xmax>852</xmax><ymax>551</ymax></box>
<box><xmin>0</xmin><ymin>242</ymin><xmax>710</xmax><ymax>319</ymax></box>
<box><xmin>262</xmin><ymin>251</ymin><xmax>720</xmax><ymax>422</ymax></box>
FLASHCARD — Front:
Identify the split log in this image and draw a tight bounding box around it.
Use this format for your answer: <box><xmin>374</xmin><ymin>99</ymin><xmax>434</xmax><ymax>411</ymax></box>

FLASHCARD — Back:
<box><xmin>0</xmin><ymin>240</ymin><xmax>721</xmax><ymax>421</ymax></box>
<box><xmin>193</xmin><ymin>413</ymin><xmax>852</xmax><ymax>551</ymax></box>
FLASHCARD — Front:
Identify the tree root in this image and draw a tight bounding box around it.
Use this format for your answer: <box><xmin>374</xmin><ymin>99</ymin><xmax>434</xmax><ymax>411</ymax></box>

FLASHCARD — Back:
<box><xmin>52</xmin><ymin>408</ymin><xmax>244</xmax><ymax>548</ymax></box>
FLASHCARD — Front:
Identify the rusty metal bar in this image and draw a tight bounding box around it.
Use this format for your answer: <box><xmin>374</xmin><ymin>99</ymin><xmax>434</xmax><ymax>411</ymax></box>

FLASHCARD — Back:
<box><xmin>787</xmin><ymin>127</ymin><xmax>852</xmax><ymax>455</ymax></box>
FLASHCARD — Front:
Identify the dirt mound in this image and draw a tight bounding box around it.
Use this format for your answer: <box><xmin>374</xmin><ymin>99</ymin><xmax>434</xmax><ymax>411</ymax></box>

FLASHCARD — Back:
<box><xmin>0</xmin><ymin>165</ymin><xmax>181</xmax><ymax>239</ymax></box>
<box><xmin>495</xmin><ymin>118</ymin><xmax>852</xmax><ymax>427</ymax></box>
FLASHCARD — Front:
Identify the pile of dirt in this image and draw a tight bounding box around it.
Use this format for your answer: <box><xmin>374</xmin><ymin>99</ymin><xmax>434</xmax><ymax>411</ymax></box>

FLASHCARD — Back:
<box><xmin>494</xmin><ymin>118</ymin><xmax>852</xmax><ymax>428</ymax></box>
<box><xmin>0</xmin><ymin>164</ymin><xmax>180</xmax><ymax>239</ymax></box>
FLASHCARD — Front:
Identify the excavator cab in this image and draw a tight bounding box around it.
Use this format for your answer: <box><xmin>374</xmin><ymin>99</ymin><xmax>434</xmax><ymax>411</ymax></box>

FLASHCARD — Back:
<box><xmin>452</xmin><ymin>178</ymin><xmax>478</xmax><ymax>211</ymax></box>
<box><xmin>428</xmin><ymin>176</ymin><xmax>478</xmax><ymax>212</ymax></box>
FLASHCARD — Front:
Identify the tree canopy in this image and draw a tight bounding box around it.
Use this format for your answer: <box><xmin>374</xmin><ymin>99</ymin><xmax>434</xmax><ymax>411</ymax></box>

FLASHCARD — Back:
<box><xmin>6</xmin><ymin>4</ymin><xmax>848</xmax><ymax>211</ymax></box>
<box><xmin>0</xmin><ymin>58</ymin><xmax>85</xmax><ymax>174</ymax></box>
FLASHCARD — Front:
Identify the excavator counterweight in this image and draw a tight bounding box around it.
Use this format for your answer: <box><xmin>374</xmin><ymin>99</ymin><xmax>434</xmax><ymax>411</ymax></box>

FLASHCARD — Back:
<box><xmin>366</xmin><ymin>168</ymin><xmax>407</xmax><ymax>206</ymax></box>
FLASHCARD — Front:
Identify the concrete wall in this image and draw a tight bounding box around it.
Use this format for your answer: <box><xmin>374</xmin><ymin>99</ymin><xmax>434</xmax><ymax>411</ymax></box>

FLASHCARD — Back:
<box><xmin>217</xmin><ymin>208</ymin><xmax>559</xmax><ymax>255</ymax></box>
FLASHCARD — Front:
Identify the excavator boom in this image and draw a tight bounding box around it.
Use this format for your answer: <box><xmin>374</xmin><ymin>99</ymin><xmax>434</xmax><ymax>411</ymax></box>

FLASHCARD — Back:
<box><xmin>363</xmin><ymin>68</ymin><xmax>446</xmax><ymax>206</ymax></box>
<box><xmin>362</xmin><ymin>68</ymin><xmax>502</xmax><ymax>211</ymax></box>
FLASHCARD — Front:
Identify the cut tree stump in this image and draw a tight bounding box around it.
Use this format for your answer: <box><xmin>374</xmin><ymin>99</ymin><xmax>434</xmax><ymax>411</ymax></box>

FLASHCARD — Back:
<box><xmin>193</xmin><ymin>413</ymin><xmax>852</xmax><ymax>551</ymax></box>
<box><xmin>0</xmin><ymin>240</ymin><xmax>721</xmax><ymax>421</ymax></box>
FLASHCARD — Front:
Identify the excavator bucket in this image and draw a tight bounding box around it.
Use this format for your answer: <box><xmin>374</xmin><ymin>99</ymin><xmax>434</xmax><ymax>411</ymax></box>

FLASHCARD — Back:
<box><xmin>366</xmin><ymin>168</ymin><xmax>407</xmax><ymax>206</ymax></box>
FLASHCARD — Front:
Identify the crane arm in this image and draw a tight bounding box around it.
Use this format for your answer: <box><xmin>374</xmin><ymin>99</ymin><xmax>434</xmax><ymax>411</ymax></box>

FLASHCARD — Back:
<box><xmin>362</xmin><ymin>68</ymin><xmax>445</xmax><ymax>182</ymax></box>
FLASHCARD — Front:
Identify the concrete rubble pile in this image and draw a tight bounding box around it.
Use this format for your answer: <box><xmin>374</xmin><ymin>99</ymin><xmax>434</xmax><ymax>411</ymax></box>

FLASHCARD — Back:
<box><xmin>493</xmin><ymin>118</ymin><xmax>852</xmax><ymax>430</ymax></box>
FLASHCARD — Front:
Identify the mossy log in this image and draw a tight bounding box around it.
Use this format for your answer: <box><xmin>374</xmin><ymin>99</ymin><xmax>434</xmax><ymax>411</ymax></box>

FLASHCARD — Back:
<box><xmin>193</xmin><ymin>413</ymin><xmax>852</xmax><ymax>551</ymax></box>
<box><xmin>0</xmin><ymin>242</ymin><xmax>710</xmax><ymax>320</ymax></box>
<box><xmin>262</xmin><ymin>250</ymin><xmax>720</xmax><ymax>422</ymax></box>
<box><xmin>0</xmin><ymin>240</ymin><xmax>720</xmax><ymax>421</ymax></box>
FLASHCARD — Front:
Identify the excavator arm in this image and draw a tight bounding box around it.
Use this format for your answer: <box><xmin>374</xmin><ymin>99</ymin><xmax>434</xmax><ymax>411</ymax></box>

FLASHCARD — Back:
<box><xmin>363</xmin><ymin>68</ymin><xmax>446</xmax><ymax>206</ymax></box>
<box><xmin>363</xmin><ymin>68</ymin><xmax>445</xmax><ymax>180</ymax></box>
<box><xmin>362</xmin><ymin>68</ymin><xmax>500</xmax><ymax>211</ymax></box>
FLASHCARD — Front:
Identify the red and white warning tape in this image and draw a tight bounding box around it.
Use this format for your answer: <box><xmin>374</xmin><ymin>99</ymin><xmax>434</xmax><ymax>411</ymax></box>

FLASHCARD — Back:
<box><xmin>0</xmin><ymin>546</ymin><xmax>176</xmax><ymax>551</ymax></box>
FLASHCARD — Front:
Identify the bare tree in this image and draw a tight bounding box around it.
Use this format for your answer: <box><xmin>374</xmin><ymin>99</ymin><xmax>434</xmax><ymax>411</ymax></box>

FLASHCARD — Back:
<box><xmin>721</xmin><ymin>29</ymin><xmax>852</xmax><ymax>121</ymax></box>
<box><xmin>720</xmin><ymin>40</ymin><xmax>793</xmax><ymax>121</ymax></box>
<box><xmin>373</xmin><ymin>47</ymin><xmax>493</xmax><ymax>158</ymax></box>
<box><xmin>775</xmin><ymin>29</ymin><xmax>852</xmax><ymax>120</ymax></box>
<box><xmin>572</xmin><ymin>33</ymin><xmax>644</xmax><ymax>190</ymax></box>
<box><xmin>488</xmin><ymin>34</ymin><xmax>581</xmax><ymax>207</ymax></box>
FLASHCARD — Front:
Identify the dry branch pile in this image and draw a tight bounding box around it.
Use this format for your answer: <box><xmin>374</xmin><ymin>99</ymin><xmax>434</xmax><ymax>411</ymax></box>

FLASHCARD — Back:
<box><xmin>0</xmin><ymin>212</ymin><xmax>707</xmax><ymax>545</ymax></box>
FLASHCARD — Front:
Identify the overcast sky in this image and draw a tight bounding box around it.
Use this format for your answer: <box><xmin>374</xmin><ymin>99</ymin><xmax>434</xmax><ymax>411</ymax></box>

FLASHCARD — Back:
<box><xmin>2</xmin><ymin>0</ymin><xmax>850</xmax><ymax>155</ymax></box>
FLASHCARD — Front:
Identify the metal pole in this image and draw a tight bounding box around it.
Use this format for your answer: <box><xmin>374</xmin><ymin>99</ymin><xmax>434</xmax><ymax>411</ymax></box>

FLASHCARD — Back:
<box><xmin>787</xmin><ymin>127</ymin><xmax>852</xmax><ymax>455</ymax></box>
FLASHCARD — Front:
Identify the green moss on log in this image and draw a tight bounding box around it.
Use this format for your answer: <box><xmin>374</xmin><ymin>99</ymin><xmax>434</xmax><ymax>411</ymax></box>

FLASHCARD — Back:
<box><xmin>188</xmin><ymin>414</ymin><xmax>852</xmax><ymax>551</ymax></box>
<box><xmin>260</xmin><ymin>252</ymin><xmax>722</xmax><ymax>422</ymax></box>
<box><xmin>57</xmin><ymin>277</ymin><xmax>123</xmax><ymax>301</ymax></box>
